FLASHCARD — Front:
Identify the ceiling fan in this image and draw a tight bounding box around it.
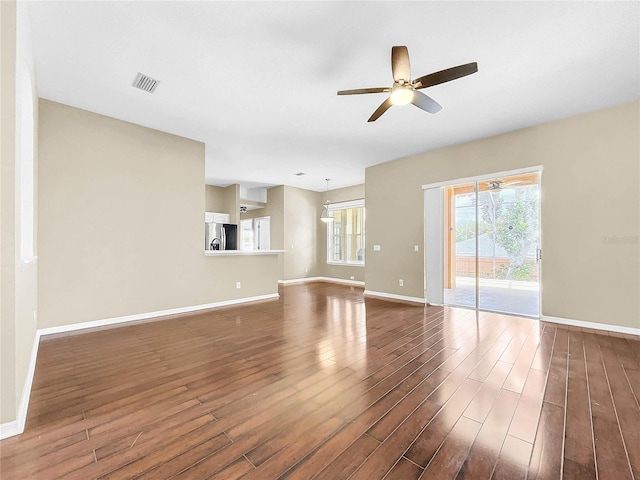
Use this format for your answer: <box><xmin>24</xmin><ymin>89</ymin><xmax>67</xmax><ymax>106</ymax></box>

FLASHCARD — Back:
<box><xmin>337</xmin><ymin>46</ymin><xmax>477</xmax><ymax>122</ymax></box>
<box><xmin>486</xmin><ymin>179</ymin><xmax>524</xmax><ymax>190</ymax></box>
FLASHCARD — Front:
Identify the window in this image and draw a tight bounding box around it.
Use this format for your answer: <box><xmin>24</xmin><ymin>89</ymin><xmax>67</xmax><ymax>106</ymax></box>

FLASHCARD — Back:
<box><xmin>240</xmin><ymin>219</ymin><xmax>254</xmax><ymax>250</ymax></box>
<box><xmin>326</xmin><ymin>200</ymin><xmax>365</xmax><ymax>265</ymax></box>
<box><xmin>240</xmin><ymin>216</ymin><xmax>271</xmax><ymax>251</ymax></box>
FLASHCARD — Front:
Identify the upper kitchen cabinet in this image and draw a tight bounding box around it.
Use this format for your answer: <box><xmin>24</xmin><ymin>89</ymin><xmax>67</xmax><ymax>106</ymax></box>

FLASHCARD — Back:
<box><xmin>239</xmin><ymin>186</ymin><xmax>267</xmax><ymax>214</ymax></box>
<box><xmin>204</xmin><ymin>212</ymin><xmax>230</xmax><ymax>224</ymax></box>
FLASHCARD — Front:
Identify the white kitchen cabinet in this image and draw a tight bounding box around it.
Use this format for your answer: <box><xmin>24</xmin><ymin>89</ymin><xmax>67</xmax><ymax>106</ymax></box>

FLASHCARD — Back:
<box><xmin>205</xmin><ymin>212</ymin><xmax>230</xmax><ymax>223</ymax></box>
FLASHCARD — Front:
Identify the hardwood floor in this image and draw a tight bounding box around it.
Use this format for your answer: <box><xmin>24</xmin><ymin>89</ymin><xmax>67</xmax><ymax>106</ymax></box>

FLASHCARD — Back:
<box><xmin>1</xmin><ymin>282</ymin><xmax>638</xmax><ymax>479</ymax></box>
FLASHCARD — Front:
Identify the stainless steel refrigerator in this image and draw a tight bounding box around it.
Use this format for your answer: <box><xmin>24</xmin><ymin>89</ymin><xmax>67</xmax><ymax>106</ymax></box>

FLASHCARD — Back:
<box><xmin>205</xmin><ymin>222</ymin><xmax>238</xmax><ymax>251</ymax></box>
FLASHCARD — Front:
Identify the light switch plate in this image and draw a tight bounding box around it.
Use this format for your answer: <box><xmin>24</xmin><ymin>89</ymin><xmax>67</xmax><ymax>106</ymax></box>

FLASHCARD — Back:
<box><xmin>373</xmin><ymin>245</ymin><xmax>381</xmax><ymax>251</ymax></box>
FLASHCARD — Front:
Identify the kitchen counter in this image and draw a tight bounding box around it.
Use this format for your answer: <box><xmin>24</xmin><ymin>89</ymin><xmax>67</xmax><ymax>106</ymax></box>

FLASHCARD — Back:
<box><xmin>204</xmin><ymin>250</ymin><xmax>285</xmax><ymax>256</ymax></box>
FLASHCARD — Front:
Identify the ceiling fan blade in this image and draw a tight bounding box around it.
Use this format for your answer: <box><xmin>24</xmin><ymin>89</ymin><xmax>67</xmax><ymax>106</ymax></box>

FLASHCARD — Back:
<box><xmin>337</xmin><ymin>87</ymin><xmax>391</xmax><ymax>95</ymax></box>
<box><xmin>391</xmin><ymin>46</ymin><xmax>410</xmax><ymax>83</ymax></box>
<box><xmin>411</xmin><ymin>91</ymin><xmax>442</xmax><ymax>114</ymax></box>
<box><xmin>368</xmin><ymin>98</ymin><xmax>393</xmax><ymax>122</ymax></box>
<box><xmin>414</xmin><ymin>62</ymin><xmax>478</xmax><ymax>89</ymax></box>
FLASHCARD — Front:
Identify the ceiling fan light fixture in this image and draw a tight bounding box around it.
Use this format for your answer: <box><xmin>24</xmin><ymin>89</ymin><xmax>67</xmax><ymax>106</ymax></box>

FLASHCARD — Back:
<box><xmin>390</xmin><ymin>85</ymin><xmax>414</xmax><ymax>106</ymax></box>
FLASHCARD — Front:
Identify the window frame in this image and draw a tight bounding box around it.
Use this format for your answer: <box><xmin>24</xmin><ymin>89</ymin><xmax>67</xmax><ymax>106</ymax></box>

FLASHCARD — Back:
<box><xmin>325</xmin><ymin>199</ymin><xmax>365</xmax><ymax>266</ymax></box>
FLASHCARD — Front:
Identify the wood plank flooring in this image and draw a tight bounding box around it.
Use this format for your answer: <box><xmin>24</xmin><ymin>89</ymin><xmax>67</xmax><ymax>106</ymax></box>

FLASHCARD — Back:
<box><xmin>1</xmin><ymin>282</ymin><xmax>638</xmax><ymax>479</ymax></box>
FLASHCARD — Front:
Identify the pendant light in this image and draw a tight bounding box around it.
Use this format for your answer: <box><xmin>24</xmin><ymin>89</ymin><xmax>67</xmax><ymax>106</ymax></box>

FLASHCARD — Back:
<box><xmin>320</xmin><ymin>178</ymin><xmax>333</xmax><ymax>223</ymax></box>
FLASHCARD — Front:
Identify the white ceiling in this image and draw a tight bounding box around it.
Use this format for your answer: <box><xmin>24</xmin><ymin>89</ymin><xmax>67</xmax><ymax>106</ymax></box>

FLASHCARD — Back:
<box><xmin>27</xmin><ymin>1</ymin><xmax>639</xmax><ymax>192</ymax></box>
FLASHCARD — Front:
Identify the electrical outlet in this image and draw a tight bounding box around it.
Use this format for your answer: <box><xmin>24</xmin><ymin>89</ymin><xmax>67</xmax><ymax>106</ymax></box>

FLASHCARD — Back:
<box><xmin>399</xmin><ymin>279</ymin><xmax>404</xmax><ymax>287</ymax></box>
<box><xmin>236</xmin><ymin>282</ymin><xmax>241</xmax><ymax>289</ymax></box>
<box><xmin>414</xmin><ymin>245</ymin><xmax>419</xmax><ymax>252</ymax></box>
<box><xmin>305</xmin><ymin>267</ymin><xmax>308</xmax><ymax>273</ymax></box>
<box><xmin>350</xmin><ymin>276</ymin><xmax>355</xmax><ymax>280</ymax></box>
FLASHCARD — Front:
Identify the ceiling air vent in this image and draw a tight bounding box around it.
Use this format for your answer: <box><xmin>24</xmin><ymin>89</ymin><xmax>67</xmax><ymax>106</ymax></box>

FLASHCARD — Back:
<box><xmin>132</xmin><ymin>72</ymin><xmax>160</xmax><ymax>93</ymax></box>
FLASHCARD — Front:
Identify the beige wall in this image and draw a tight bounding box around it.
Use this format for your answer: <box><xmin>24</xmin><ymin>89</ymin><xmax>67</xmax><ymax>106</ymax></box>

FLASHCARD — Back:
<box><xmin>223</xmin><ymin>184</ymin><xmax>240</xmax><ymax>226</ymax></box>
<box><xmin>205</xmin><ymin>183</ymin><xmax>240</xmax><ymax>246</ymax></box>
<box><xmin>239</xmin><ymin>183</ymin><xmax>366</xmax><ymax>283</ymax></box>
<box><xmin>38</xmin><ymin>100</ymin><xmax>279</xmax><ymax>329</ymax></box>
<box><xmin>205</xmin><ymin>184</ymin><xmax>240</xmax><ymax>219</ymax></box>
<box><xmin>318</xmin><ymin>184</ymin><xmax>366</xmax><ymax>282</ymax></box>
<box><xmin>365</xmin><ymin>100</ymin><xmax>640</xmax><ymax>328</ymax></box>
<box><xmin>283</xmin><ymin>186</ymin><xmax>320</xmax><ymax>280</ymax></box>
<box><xmin>1</xmin><ymin>0</ymin><xmax>39</xmax><ymax>427</ymax></box>
<box><xmin>1</xmin><ymin>0</ymin><xmax>19</xmax><ymax>424</ymax></box>
<box><xmin>240</xmin><ymin>185</ymin><xmax>285</xmax><ymax>278</ymax></box>
<box><xmin>205</xmin><ymin>185</ymin><xmax>225</xmax><ymax>212</ymax></box>
<box><xmin>240</xmin><ymin>185</ymin><xmax>321</xmax><ymax>281</ymax></box>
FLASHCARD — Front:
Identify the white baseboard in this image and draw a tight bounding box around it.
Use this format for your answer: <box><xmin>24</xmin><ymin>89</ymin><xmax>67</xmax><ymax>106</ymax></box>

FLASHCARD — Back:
<box><xmin>0</xmin><ymin>292</ymin><xmax>279</xmax><ymax>440</ymax></box>
<box><xmin>364</xmin><ymin>290</ymin><xmax>426</xmax><ymax>305</ymax></box>
<box><xmin>279</xmin><ymin>277</ymin><xmax>365</xmax><ymax>287</ymax></box>
<box><xmin>38</xmin><ymin>293</ymin><xmax>279</xmax><ymax>337</ymax></box>
<box><xmin>0</xmin><ymin>420</ymin><xmax>21</xmax><ymax>439</ymax></box>
<box><xmin>279</xmin><ymin>277</ymin><xmax>323</xmax><ymax>285</ymax></box>
<box><xmin>318</xmin><ymin>277</ymin><xmax>365</xmax><ymax>287</ymax></box>
<box><xmin>0</xmin><ymin>330</ymin><xmax>39</xmax><ymax>440</ymax></box>
<box><xmin>542</xmin><ymin>315</ymin><xmax>640</xmax><ymax>336</ymax></box>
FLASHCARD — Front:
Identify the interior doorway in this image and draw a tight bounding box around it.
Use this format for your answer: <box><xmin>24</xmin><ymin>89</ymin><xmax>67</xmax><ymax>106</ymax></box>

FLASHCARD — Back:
<box><xmin>425</xmin><ymin>169</ymin><xmax>541</xmax><ymax>317</ymax></box>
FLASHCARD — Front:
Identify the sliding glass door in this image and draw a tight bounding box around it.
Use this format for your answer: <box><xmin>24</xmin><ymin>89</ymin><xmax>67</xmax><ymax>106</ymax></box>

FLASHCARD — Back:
<box><xmin>433</xmin><ymin>171</ymin><xmax>540</xmax><ymax>317</ymax></box>
<box><xmin>443</xmin><ymin>182</ymin><xmax>477</xmax><ymax>309</ymax></box>
<box><xmin>476</xmin><ymin>175</ymin><xmax>540</xmax><ymax>315</ymax></box>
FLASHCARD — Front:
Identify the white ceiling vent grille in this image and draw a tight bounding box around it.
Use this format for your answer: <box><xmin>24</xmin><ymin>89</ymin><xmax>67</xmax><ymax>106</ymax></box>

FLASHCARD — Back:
<box><xmin>132</xmin><ymin>72</ymin><xmax>160</xmax><ymax>93</ymax></box>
